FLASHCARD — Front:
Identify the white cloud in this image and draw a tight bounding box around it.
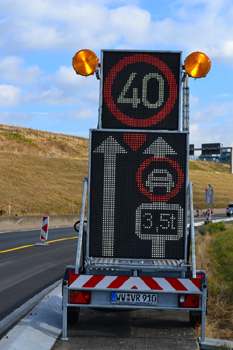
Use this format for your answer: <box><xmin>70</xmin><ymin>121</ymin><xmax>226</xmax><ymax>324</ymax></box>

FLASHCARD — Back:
<box><xmin>0</xmin><ymin>2</ymin><xmax>121</xmax><ymax>51</ymax></box>
<box><xmin>23</xmin><ymin>87</ymin><xmax>76</xmax><ymax>105</ymax></box>
<box><xmin>0</xmin><ymin>56</ymin><xmax>41</xmax><ymax>85</ymax></box>
<box><xmin>67</xmin><ymin>108</ymin><xmax>94</xmax><ymax>120</ymax></box>
<box><xmin>147</xmin><ymin>1</ymin><xmax>233</xmax><ymax>66</ymax></box>
<box><xmin>191</xmin><ymin>101</ymin><xmax>233</xmax><ymax>123</ymax></box>
<box><xmin>190</xmin><ymin>94</ymin><xmax>199</xmax><ymax>107</ymax></box>
<box><xmin>1</xmin><ymin>0</ymin><xmax>233</xmax><ymax>67</ymax></box>
<box><xmin>49</xmin><ymin>66</ymin><xmax>78</xmax><ymax>87</ymax></box>
<box><xmin>44</xmin><ymin>65</ymin><xmax>99</xmax><ymax>106</ymax></box>
<box><xmin>189</xmin><ymin>99</ymin><xmax>233</xmax><ymax>147</ymax></box>
<box><xmin>0</xmin><ymin>85</ymin><xmax>21</xmax><ymax>106</ymax></box>
<box><xmin>190</xmin><ymin>119</ymin><xmax>233</xmax><ymax>148</ymax></box>
<box><xmin>48</xmin><ymin>66</ymin><xmax>98</xmax><ymax>90</ymax></box>
<box><xmin>109</xmin><ymin>6</ymin><xmax>151</xmax><ymax>45</ymax></box>
<box><xmin>2</xmin><ymin>64</ymin><xmax>100</xmax><ymax>107</ymax></box>
<box><xmin>15</xmin><ymin>22</ymin><xmax>63</xmax><ymax>51</ymax></box>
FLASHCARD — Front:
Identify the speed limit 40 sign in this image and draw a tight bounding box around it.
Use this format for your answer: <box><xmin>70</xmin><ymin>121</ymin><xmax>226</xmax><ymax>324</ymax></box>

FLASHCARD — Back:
<box><xmin>100</xmin><ymin>50</ymin><xmax>182</xmax><ymax>130</ymax></box>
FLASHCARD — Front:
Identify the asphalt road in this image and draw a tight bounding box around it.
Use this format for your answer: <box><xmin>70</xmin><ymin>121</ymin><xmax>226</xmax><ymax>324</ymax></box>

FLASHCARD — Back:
<box><xmin>0</xmin><ymin>227</ymin><xmax>77</xmax><ymax>334</ymax></box>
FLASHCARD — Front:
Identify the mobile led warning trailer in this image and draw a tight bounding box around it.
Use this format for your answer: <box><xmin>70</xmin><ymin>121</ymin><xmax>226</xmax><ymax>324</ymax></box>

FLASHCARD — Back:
<box><xmin>100</xmin><ymin>50</ymin><xmax>182</xmax><ymax>130</ymax></box>
<box><xmin>61</xmin><ymin>48</ymin><xmax>211</xmax><ymax>347</ymax></box>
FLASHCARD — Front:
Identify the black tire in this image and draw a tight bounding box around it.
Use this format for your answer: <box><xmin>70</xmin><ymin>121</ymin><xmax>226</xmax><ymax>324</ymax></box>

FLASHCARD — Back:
<box><xmin>189</xmin><ymin>311</ymin><xmax>201</xmax><ymax>326</ymax></box>
<box><xmin>74</xmin><ymin>220</ymin><xmax>87</xmax><ymax>232</ymax></box>
<box><xmin>67</xmin><ymin>307</ymin><xmax>80</xmax><ymax>324</ymax></box>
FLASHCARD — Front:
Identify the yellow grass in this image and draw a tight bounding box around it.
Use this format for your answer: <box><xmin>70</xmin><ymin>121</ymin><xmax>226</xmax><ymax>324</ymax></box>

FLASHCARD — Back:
<box><xmin>0</xmin><ymin>126</ymin><xmax>88</xmax><ymax>215</ymax></box>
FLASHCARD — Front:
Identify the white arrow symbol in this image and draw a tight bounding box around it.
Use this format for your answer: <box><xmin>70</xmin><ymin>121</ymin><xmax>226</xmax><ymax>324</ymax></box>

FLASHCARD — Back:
<box><xmin>143</xmin><ymin>137</ymin><xmax>177</xmax><ymax>157</ymax></box>
<box><xmin>94</xmin><ymin>136</ymin><xmax>127</xmax><ymax>256</ymax></box>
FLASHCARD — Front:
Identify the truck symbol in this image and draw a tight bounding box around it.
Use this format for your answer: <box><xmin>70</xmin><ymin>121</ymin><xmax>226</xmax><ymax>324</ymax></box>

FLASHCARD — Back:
<box><xmin>145</xmin><ymin>169</ymin><xmax>174</xmax><ymax>193</ymax></box>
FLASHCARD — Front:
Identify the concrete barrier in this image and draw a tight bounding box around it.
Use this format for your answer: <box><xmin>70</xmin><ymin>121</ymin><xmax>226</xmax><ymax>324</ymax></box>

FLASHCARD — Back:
<box><xmin>0</xmin><ymin>209</ymin><xmax>227</xmax><ymax>232</ymax></box>
<box><xmin>0</xmin><ymin>214</ymin><xmax>81</xmax><ymax>232</ymax></box>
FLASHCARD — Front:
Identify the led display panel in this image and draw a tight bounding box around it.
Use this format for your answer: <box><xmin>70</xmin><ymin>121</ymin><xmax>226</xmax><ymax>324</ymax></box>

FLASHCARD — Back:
<box><xmin>89</xmin><ymin>130</ymin><xmax>188</xmax><ymax>260</ymax></box>
<box><xmin>100</xmin><ymin>50</ymin><xmax>181</xmax><ymax>130</ymax></box>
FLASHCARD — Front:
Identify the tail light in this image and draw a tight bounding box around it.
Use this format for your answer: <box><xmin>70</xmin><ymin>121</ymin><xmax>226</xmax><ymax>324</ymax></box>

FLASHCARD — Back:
<box><xmin>178</xmin><ymin>294</ymin><xmax>199</xmax><ymax>308</ymax></box>
<box><xmin>69</xmin><ymin>291</ymin><xmax>91</xmax><ymax>304</ymax></box>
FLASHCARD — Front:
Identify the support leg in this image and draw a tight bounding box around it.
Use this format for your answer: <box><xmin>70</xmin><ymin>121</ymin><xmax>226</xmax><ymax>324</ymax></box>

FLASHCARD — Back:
<box><xmin>61</xmin><ymin>282</ymin><xmax>69</xmax><ymax>340</ymax></box>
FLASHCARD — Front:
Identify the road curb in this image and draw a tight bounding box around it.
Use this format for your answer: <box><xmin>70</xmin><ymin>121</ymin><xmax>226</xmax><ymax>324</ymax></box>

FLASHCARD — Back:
<box><xmin>0</xmin><ymin>280</ymin><xmax>62</xmax><ymax>339</ymax></box>
<box><xmin>199</xmin><ymin>337</ymin><xmax>233</xmax><ymax>349</ymax></box>
<box><xmin>0</xmin><ymin>282</ymin><xmax>63</xmax><ymax>350</ymax></box>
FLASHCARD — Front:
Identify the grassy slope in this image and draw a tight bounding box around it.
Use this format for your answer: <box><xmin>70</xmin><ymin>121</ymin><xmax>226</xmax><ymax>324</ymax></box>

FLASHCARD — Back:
<box><xmin>0</xmin><ymin>126</ymin><xmax>232</xmax><ymax>215</ymax></box>
<box><xmin>0</xmin><ymin>130</ymin><xmax>89</xmax><ymax>215</ymax></box>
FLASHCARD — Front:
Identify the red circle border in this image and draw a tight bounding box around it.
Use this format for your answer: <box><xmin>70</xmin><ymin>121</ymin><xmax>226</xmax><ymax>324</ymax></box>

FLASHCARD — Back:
<box><xmin>136</xmin><ymin>157</ymin><xmax>184</xmax><ymax>202</ymax></box>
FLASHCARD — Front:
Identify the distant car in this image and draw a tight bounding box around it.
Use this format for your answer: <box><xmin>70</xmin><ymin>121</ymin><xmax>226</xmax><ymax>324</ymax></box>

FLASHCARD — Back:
<box><xmin>226</xmin><ymin>204</ymin><xmax>233</xmax><ymax>216</ymax></box>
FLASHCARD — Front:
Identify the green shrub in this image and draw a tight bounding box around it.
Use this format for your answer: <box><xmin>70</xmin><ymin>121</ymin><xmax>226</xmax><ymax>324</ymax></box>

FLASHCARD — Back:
<box><xmin>199</xmin><ymin>221</ymin><xmax>226</xmax><ymax>235</ymax></box>
<box><xmin>3</xmin><ymin>132</ymin><xmax>38</xmax><ymax>147</ymax></box>
<box><xmin>209</xmin><ymin>227</ymin><xmax>233</xmax><ymax>286</ymax></box>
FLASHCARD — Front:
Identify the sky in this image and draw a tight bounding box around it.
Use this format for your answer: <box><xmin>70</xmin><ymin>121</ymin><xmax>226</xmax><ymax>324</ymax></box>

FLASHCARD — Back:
<box><xmin>0</xmin><ymin>0</ymin><xmax>233</xmax><ymax>149</ymax></box>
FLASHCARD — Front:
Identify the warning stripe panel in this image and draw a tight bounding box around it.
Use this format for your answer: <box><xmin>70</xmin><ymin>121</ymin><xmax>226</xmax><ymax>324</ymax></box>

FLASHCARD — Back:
<box><xmin>165</xmin><ymin>278</ymin><xmax>188</xmax><ymax>291</ymax></box>
<box><xmin>68</xmin><ymin>275</ymin><xmax>201</xmax><ymax>292</ymax></box>
<box><xmin>82</xmin><ymin>275</ymin><xmax>105</xmax><ymax>288</ymax></box>
<box><xmin>107</xmin><ymin>276</ymin><xmax>130</xmax><ymax>289</ymax></box>
<box><xmin>141</xmin><ymin>277</ymin><xmax>163</xmax><ymax>291</ymax></box>
<box><xmin>118</xmin><ymin>277</ymin><xmax>150</xmax><ymax>291</ymax></box>
<box><xmin>69</xmin><ymin>274</ymin><xmax>79</xmax><ymax>286</ymax></box>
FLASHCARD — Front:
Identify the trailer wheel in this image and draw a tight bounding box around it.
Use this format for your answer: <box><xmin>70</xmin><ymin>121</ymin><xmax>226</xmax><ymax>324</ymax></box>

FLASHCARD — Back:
<box><xmin>189</xmin><ymin>311</ymin><xmax>201</xmax><ymax>326</ymax></box>
<box><xmin>74</xmin><ymin>220</ymin><xmax>87</xmax><ymax>233</ymax></box>
<box><xmin>67</xmin><ymin>307</ymin><xmax>80</xmax><ymax>324</ymax></box>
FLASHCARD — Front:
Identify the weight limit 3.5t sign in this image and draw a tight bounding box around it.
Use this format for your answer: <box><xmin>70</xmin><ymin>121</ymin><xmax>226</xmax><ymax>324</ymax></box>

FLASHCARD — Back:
<box><xmin>89</xmin><ymin>130</ymin><xmax>187</xmax><ymax>260</ymax></box>
<box><xmin>100</xmin><ymin>50</ymin><xmax>181</xmax><ymax>130</ymax></box>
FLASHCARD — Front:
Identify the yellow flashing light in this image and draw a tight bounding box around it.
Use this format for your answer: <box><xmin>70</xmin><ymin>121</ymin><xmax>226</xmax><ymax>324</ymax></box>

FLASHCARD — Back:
<box><xmin>184</xmin><ymin>52</ymin><xmax>211</xmax><ymax>78</ymax></box>
<box><xmin>72</xmin><ymin>49</ymin><xmax>99</xmax><ymax>76</ymax></box>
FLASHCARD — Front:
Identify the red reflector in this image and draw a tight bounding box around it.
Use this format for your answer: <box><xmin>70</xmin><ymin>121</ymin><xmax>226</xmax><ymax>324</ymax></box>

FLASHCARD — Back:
<box><xmin>196</xmin><ymin>274</ymin><xmax>204</xmax><ymax>279</ymax></box>
<box><xmin>178</xmin><ymin>294</ymin><xmax>199</xmax><ymax>308</ymax></box>
<box><xmin>69</xmin><ymin>291</ymin><xmax>91</xmax><ymax>304</ymax></box>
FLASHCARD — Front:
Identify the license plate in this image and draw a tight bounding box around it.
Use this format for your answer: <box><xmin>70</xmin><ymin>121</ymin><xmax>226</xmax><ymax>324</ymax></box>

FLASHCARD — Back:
<box><xmin>111</xmin><ymin>292</ymin><xmax>157</xmax><ymax>305</ymax></box>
